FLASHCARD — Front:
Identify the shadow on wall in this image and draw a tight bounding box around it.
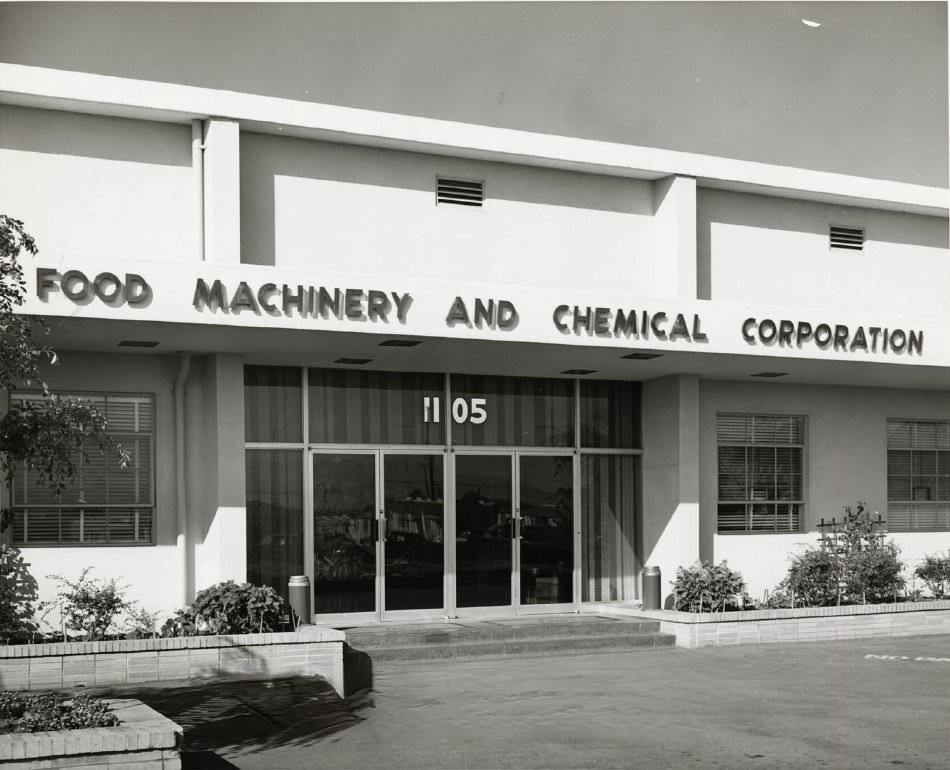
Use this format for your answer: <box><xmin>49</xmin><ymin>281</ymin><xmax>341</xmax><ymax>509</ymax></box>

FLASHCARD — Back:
<box><xmin>0</xmin><ymin>105</ymin><xmax>193</xmax><ymax>167</ymax></box>
<box><xmin>240</xmin><ymin>132</ymin><xmax>654</xmax><ymax>266</ymax></box>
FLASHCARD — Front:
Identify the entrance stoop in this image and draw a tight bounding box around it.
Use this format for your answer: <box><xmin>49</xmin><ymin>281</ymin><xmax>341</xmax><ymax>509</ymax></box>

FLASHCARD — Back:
<box><xmin>342</xmin><ymin>614</ymin><xmax>676</xmax><ymax>662</ymax></box>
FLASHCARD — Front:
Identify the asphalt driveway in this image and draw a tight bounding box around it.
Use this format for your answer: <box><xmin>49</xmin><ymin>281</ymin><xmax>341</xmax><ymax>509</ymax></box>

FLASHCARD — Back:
<box><xmin>100</xmin><ymin>634</ymin><xmax>950</xmax><ymax>769</ymax></box>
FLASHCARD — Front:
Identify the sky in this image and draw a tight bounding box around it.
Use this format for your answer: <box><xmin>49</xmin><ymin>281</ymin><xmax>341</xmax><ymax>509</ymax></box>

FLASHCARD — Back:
<box><xmin>1</xmin><ymin>2</ymin><xmax>946</xmax><ymax>186</ymax></box>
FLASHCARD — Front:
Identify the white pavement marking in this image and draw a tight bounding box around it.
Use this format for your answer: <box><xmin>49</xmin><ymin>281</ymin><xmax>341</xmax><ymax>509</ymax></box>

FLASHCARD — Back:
<box><xmin>864</xmin><ymin>654</ymin><xmax>950</xmax><ymax>663</ymax></box>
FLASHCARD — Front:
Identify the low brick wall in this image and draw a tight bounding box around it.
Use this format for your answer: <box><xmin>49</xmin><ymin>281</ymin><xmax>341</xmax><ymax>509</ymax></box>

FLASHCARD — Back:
<box><xmin>0</xmin><ymin>698</ymin><xmax>181</xmax><ymax>769</ymax></box>
<box><xmin>0</xmin><ymin>626</ymin><xmax>345</xmax><ymax>696</ymax></box>
<box><xmin>596</xmin><ymin>600</ymin><xmax>950</xmax><ymax>648</ymax></box>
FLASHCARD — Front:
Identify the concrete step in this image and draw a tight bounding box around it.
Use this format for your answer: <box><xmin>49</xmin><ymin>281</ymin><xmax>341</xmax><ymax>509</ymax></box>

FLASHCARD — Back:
<box><xmin>344</xmin><ymin>616</ymin><xmax>662</xmax><ymax>649</ymax></box>
<box><xmin>361</xmin><ymin>631</ymin><xmax>676</xmax><ymax>662</ymax></box>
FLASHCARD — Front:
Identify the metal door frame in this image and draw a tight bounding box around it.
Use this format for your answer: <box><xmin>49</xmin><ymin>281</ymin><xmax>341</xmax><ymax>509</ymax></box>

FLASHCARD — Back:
<box><xmin>451</xmin><ymin>449</ymin><xmax>579</xmax><ymax>617</ymax></box>
<box><xmin>309</xmin><ymin>447</ymin><xmax>449</xmax><ymax>625</ymax></box>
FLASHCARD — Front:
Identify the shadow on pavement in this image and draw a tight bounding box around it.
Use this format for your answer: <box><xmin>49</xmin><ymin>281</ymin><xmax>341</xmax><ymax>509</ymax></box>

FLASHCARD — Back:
<box><xmin>95</xmin><ymin>675</ymin><xmax>372</xmax><ymax>757</ymax></box>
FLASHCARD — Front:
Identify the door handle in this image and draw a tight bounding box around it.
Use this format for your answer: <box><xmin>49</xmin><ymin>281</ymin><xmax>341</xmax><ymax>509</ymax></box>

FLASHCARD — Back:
<box><xmin>507</xmin><ymin>518</ymin><xmax>515</xmax><ymax>540</ymax></box>
<box><xmin>379</xmin><ymin>514</ymin><xmax>387</xmax><ymax>543</ymax></box>
<box><xmin>371</xmin><ymin>519</ymin><xmax>379</xmax><ymax>543</ymax></box>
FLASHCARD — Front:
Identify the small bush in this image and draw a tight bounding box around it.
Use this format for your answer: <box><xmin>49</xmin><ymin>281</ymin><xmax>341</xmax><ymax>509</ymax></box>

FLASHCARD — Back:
<box><xmin>41</xmin><ymin>568</ymin><xmax>133</xmax><ymax>641</ymax></box>
<box><xmin>0</xmin><ymin>692</ymin><xmax>118</xmax><ymax>734</ymax></box>
<box><xmin>162</xmin><ymin>581</ymin><xmax>286</xmax><ymax>636</ymax></box>
<box><xmin>847</xmin><ymin>544</ymin><xmax>904</xmax><ymax>603</ymax></box>
<box><xmin>0</xmin><ymin>544</ymin><xmax>38</xmax><ymax>642</ymax></box>
<box><xmin>124</xmin><ymin>605</ymin><xmax>161</xmax><ymax>639</ymax></box>
<box><xmin>673</xmin><ymin>561</ymin><xmax>746</xmax><ymax>613</ymax></box>
<box><xmin>915</xmin><ymin>554</ymin><xmax>950</xmax><ymax>599</ymax></box>
<box><xmin>783</xmin><ymin>549</ymin><xmax>840</xmax><ymax>607</ymax></box>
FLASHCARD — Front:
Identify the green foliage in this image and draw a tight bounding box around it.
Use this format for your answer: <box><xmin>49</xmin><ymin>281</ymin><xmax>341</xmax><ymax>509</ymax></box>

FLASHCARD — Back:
<box><xmin>0</xmin><ymin>214</ymin><xmax>128</xmax><ymax>532</ymax></box>
<box><xmin>775</xmin><ymin>502</ymin><xmax>905</xmax><ymax>606</ymax></box>
<box><xmin>783</xmin><ymin>549</ymin><xmax>839</xmax><ymax>607</ymax></box>
<box><xmin>41</xmin><ymin>568</ymin><xmax>133</xmax><ymax>641</ymax></box>
<box><xmin>123</xmin><ymin>604</ymin><xmax>161</xmax><ymax>639</ymax></box>
<box><xmin>673</xmin><ymin>560</ymin><xmax>746</xmax><ymax>613</ymax></box>
<box><xmin>162</xmin><ymin>581</ymin><xmax>286</xmax><ymax>636</ymax></box>
<box><xmin>0</xmin><ymin>544</ymin><xmax>38</xmax><ymax>642</ymax></box>
<box><xmin>0</xmin><ymin>692</ymin><xmax>118</xmax><ymax>734</ymax></box>
<box><xmin>914</xmin><ymin>554</ymin><xmax>950</xmax><ymax>599</ymax></box>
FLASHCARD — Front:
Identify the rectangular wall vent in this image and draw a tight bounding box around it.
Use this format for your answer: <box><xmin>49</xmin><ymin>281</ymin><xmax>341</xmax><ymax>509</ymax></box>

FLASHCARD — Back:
<box><xmin>830</xmin><ymin>225</ymin><xmax>865</xmax><ymax>251</ymax></box>
<box><xmin>437</xmin><ymin>178</ymin><xmax>484</xmax><ymax>207</ymax></box>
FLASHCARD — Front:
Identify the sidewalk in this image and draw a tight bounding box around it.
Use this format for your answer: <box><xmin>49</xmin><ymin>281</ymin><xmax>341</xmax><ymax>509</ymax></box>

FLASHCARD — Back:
<box><xmin>96</xmin><ymin>633</ymin><xmax>950</xmax><ymax>769</ymax></box>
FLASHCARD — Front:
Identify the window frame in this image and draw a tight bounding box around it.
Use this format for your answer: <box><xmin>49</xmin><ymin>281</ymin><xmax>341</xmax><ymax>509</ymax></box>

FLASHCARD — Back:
<box><xmin>885</xmin><ymin>418</ymin><xmax>950</xmax><ymax>533</ymax></box>
<box><xmin>716</xmin><ymin>412</ymin><xmax>807</xmax><ymax>535</ymax></box>
<box><xmin>8</xmin><ymin>390</ymin><xmax>157</xmax><ymax>547</ymax></box>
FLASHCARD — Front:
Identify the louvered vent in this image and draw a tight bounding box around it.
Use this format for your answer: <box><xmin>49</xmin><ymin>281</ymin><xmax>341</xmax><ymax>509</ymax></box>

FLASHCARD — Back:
<box><xmin>436</xmin><ymin>178</ymin><xmax>484</xmax><ymax>207</ymax></box>
<box><xmin>830</xmin><ymin>225</ymin><xmax>864</xmax><ymax>250</ymax></box>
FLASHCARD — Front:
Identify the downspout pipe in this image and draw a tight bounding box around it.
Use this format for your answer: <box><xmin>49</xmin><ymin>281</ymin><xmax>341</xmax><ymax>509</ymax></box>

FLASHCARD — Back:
<box><xmin>174</xmin><ymin>353</ymin><xmax>192</xmax><ymax>607</ymax></box>
<box><xmin>192</xmin><ymin>119</ymin><xmax>205</xmax><ymax>262</ymax></box>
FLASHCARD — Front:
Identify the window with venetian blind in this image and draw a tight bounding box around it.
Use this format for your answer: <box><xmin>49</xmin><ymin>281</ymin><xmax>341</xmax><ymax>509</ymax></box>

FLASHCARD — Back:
<box><xmin>10</xmin><ymin>393</ymin><xmax>155</xmax><ymax>545</ymax></box>
<box><xmin>717</xmin><ymin>413</ymin><xmax>805</xmax><ymax>533</ymax></box>
<box><xmin>886</xmin><ymin>420</ymin><xmax>950</xmax><ymax>532</ymax></box>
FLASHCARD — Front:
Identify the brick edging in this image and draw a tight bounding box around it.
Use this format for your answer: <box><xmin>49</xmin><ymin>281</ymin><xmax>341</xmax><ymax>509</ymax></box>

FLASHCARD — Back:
<box><xmin>634</xmin><ymin>599</ymin><xmax>950</xmax><ymax>624</ymax></box>
<box><xmin>0</xmin><ymin>698</ymin><xmax>181</xmax><ymax>762</ymax></box>
<box><xmin>0</xmin><ymin>625</ymin><xmax>345</xmax><ymax>658</ymax></box>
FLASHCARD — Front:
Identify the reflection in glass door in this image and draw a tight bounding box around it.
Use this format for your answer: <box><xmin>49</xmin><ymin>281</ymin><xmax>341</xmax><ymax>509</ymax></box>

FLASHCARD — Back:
<box><xmin>519</xmin><ymin>455</ymin><xmax>574</xmax><ymax>606</ymax></box>
<box><xmin>455</xmin><ymin>455</ymin><xmax>513</xmax><ymax>608</ymax></box>
<box><xmin>312</xmin><ymin>453</ymin><xmax>377</xmax><ymax>614</ymax></box>
<box><xmin>382</xmin><ymin>454</ymin><xmax>445</xmax><ymax>613</ymax></box>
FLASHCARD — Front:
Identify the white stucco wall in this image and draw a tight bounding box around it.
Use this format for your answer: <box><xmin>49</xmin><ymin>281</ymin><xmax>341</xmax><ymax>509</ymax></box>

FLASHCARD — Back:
<box><xmin>240</xmin><ymin>133</ymin><xmax>656</xmax><ymax>292</ymax></box>
<box><xmin>699</xmin><ymin>380</ymin><xmax>950</xmax><ymax>598</ymax></box>
<box><xmin>5</xmin><ymin>353</ymin><xmax>183</xmax><ymax>625</ymax></box>
<box><xmin>698</xmin><ymin>188</ymin><xmax>950</xmax><ymax>314</ymax></box>
<box><xmin>0</xmin><ymin>105</ymin><xmax>196</xmax><ymax>263</ymax></box>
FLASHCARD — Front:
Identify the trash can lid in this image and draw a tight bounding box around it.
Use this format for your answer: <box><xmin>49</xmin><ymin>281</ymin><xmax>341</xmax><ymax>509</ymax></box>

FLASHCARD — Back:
<box><xmin>288</xmin><ymin>575</ymin><xmax>310</xmax><ymax>585</ymax></box>
<box><xmin>642</xmin><ymin>565</ymin><xmax>661</xmax><ymax>575</ymax></box>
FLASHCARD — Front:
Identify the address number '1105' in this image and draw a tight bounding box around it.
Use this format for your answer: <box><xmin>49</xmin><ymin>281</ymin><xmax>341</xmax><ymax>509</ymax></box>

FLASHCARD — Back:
<box><xmin>423</xmin><ymin>396</ymin><xmax>487</xmax><ymax>424</ymax></box>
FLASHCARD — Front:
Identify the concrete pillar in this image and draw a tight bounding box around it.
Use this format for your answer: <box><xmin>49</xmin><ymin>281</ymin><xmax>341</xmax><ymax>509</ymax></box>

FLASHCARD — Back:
<box><xmin>652</xmin><ymin>175</ymin><xmax>697</xmax><ymax>299</ymax></box>
<box><xmin>202</xmin><ymin>118</ymin><xmax>241</xmax><ymax>264</ymax></box>
<box><xmin>190</xmin><ymin>354</ymin><xmax>246</xmax><ymax>596</ymax></box>
<box><xmin>640</xmin><ymin>374</ymin><xmax>700</xmax><ymax>607</ymax></box>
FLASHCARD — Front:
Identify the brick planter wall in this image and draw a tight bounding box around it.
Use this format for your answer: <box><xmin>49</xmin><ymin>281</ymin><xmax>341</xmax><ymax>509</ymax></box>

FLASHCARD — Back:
<box><xmin>0</xmin><ymin>698</ymin><xmax>181</xmax><ymax>769</ymax></box>
<box><xmin>596</xmin><ymin>599</ymin><xmax>950</xmax><ymax>648</ymax></box>
<box><xmin>0</xmin><ymin>626</ymin><xmax>345</xmax><ymax>696</ymax></box>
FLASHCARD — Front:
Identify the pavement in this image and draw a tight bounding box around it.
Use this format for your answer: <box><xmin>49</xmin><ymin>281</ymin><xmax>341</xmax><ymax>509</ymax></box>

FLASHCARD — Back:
<box><xmin>95</xmin><ymin>634</ymin><xmax>950</xmax><ymax>769</ymax></box>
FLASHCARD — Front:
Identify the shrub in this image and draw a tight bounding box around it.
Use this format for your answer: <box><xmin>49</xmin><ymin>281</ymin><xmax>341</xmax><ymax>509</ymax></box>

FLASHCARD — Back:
<box><xmin>783</xmin><ymin>549</ymin><xmax>840</xmax><ymax>607</ymax></box>
<box><xmin>0</xmin><ymin>692</ymin><xmax>118</xmax><ymax>734</ymax></box>
<box><xmin>162</xmin><ymin>581</ymin><xmax>286</xmax><ymax>636</ymax></box>
<box><xmin>123</xmin><ymin>604</ymin><xmax>161</xmax><ymax>639</ymax></box>
<box><xmin>773</xmin><ymin>502</ymin><xmax>905</xmax><ymax>607</ymax></box>
<box><xmin>673</xmin><ymin>560</ymin><xmax>746</xmax><ymax>613</ymax></box>
<box><xmin>41</xmin><ymin>568</ymin><xmax>133</xmax><ymax>641</ymax></box>
<box><xmin>0</xmin><ymin>544</ymin><xmax>38</xmax><ymax>642</ymax></box>
<box><xmin>914</xmin><ymin>554</ymin><xmax>950</xmax><ymax>599</ymax></box>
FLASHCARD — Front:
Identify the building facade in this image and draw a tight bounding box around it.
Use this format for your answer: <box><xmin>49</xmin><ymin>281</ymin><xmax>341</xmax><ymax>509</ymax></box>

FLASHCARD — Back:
<box><xmin>1</xmin><ymin>59</ymin><xmax>948</xmax><ymax>623</ymax></box>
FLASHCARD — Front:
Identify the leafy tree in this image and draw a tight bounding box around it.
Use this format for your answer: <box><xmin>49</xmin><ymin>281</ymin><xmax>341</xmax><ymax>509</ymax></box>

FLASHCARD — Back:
<box><xmin>0</xmin><ymin>214</ymin><xmax>127</xmax><ymax>532</ymax></box>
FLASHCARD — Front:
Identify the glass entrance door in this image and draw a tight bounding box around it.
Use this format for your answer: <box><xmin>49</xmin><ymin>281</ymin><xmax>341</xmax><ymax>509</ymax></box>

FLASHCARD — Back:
<box><xmin>311</xmin><ymin>450</ymin><xmax>446</xmax><ymax>622</ymax></box>
<box><xmin>454</xmin><ymin>452</ymin><xmax>575</xmax><ymax>615</ymax></box>
<box><xmin>518</xmin><ymin>454</ymin><xmax>574</xmax><ymax>609</ymax></box>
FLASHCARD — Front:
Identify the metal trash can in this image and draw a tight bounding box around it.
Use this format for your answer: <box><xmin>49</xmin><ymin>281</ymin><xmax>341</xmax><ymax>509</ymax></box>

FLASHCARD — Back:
<box><xmin>642</xmin><ymin>565</ymin><xmax>662</xmax><ymax>610</ymax></box>
<box><xmin>288</xmin><ymin>575</ymin><xmax>311</xmax><ymax>628</ymax></box>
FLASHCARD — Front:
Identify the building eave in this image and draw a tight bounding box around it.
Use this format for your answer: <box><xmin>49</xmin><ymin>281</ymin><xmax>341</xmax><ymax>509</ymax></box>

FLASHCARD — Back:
<box><xmin>1</xmin><ymin>63</ymin><xmax>947</xmax><ymax>218</ymax></box>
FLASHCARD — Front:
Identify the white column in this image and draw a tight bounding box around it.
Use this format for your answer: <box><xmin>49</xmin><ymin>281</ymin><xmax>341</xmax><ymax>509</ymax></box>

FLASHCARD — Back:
<box><xmin>652</xmin><ymin>175</ymin><xmax>697</xmax><ymax>299</ymax></box>
<box><xmin>202</xmin><ymin>118</ymin><xmax>241</xmax><ymax>264</ymax></box>
<box><xmin>191</xmin><ymin>354</ymin><xmax>246</xmax><ymax>595</ymax></box>
<box><xmin>640</xmin><ymin>374</ymin><xmax>701</xmax><ymax>606</ymax></box>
